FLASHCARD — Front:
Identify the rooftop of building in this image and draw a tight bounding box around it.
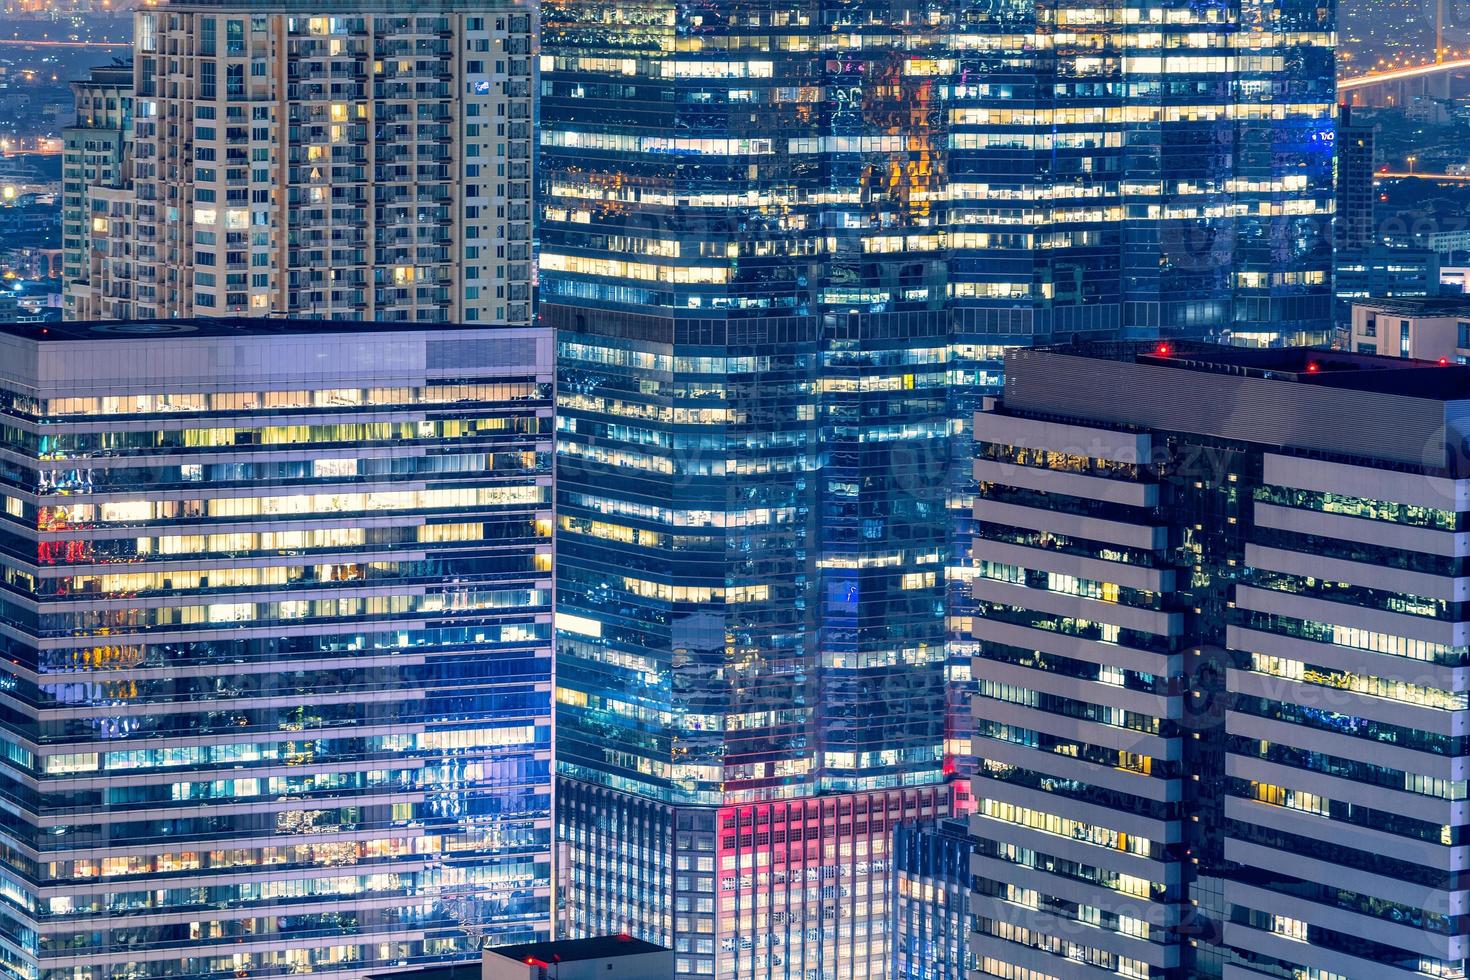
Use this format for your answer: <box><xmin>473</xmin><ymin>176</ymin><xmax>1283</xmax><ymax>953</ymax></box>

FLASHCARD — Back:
<box><xmin>0</xmin><ymin>316</ymin><xmax>522</xmax><ymax>343</ymax></box>
<box><xmin>1351</xmin><ymin>295</ymin><xmax>1470</xmax><ymax>318</ymax></box>
<box><xmin>999</xmin><ymin>341</ymin><xmax>1470</xmax><ymax>475</ymax></box>
<box><xmin>74</xmin><ymin>61</ymin><xmax>133</xmax><ymax>86</ymax></box>
<box><xmin>360</xmin><ymin>939</ymin><xmax>666</xmax><ymax>980</ymax></box>
<box><xmin>1040</xmin><ymin>340</ymin><xmax>1470</xmax><ymax>402</ymax></box>
<box><xmin>487</xmin><ymin>935</ymin><xmax>669</xmax><ymax>964</ymax></box>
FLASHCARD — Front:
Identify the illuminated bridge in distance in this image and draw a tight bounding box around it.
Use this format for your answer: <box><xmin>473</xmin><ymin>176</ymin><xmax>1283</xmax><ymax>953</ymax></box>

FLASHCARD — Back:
<box><xmin>1340</xmin><ymin>56</ymin><xmax>1470</xmax><ymax>91</ymax></box>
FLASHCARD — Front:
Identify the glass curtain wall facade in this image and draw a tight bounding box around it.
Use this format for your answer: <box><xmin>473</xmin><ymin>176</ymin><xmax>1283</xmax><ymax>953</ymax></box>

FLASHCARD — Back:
<box><xmin>949</xmin><ymin>0</ymin><xmax>1337</xmax><ymax>351</ymax></box>
<box><xmin>889</xmin><ymin>817</ymin><xmax>975</xmax><ymax>980</ymax></box>
<box><xmin>542</xmin><ymin>0</ymin><xmax>954</xmax><ymax>973</ymax></box>
<box><xmin>970</xmin><ymin>342</ymin><xmax>1470</xmax><ymax>980</ymax></box>
<box><xmin>0</xmin><ymin>319</ymin><xmax>554</xmax><ymax>979</ymax></box>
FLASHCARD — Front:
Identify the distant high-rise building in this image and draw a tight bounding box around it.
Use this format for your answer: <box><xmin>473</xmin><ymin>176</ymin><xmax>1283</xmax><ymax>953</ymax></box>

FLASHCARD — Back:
<box><xmin>0</xmin><ymin>317</ymin><xmax>555</xmax><ymax>979</ymax></box>
<box><xmin>951</xmin><ymin>0</ymin><xmax>1337</xmax><ymax>357</ymax></box>
<box><xmin>63</xmin><ymin>61</ymin><xmax>134</xmax><ymax>321</ymax></box>
<box><xmin>970</xmin><ymin>341</ymin><xmax>1470</xmax><ymax>980</ymax></box>
<box><xmin>1332</xmin><ymin>103</ymin><xmax>1390</xmax><ymax>339</ymax></box>
<box><xmin>1335</xmin><ymin>244</ymin><xmax>1442</xmax><ymax>326</ymax></box>
<box><xmin>1336</xmin><ymin>104</ymin><xmax>1377</xmax><ymax>253</ymax></box>
<box><xmin>65</xmin><ymin>0</ymin><xmax>533</xmax><ymax>324</ymax></box>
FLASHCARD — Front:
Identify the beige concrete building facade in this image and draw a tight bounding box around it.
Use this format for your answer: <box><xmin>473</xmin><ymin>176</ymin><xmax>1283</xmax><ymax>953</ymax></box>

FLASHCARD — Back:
<box><xmin>64</xmin><ymin>62</ymin><xmax>135</xmax><ymax>321</ymax></box>
<box><xmin>66</xmin><ymin>0</ymin><xmax>533</xmax><ymax>325</ymax></box>
<box><xmin>1348</xmin><ymin>297</ymin><xmax>1470</xmax><ymax>362</ymax></box>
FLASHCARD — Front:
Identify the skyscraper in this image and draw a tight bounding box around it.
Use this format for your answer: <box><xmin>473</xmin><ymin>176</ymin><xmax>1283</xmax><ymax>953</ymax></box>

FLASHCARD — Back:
<box><xmin>1333</xmin><ymin>103</ymin><xmax>1386</xmax><ymax>336</ymax></box>
<box><xmin>889</xmin><ymin>817</ymin><xmax>974</xmax><ymax>980</ymax></box>
<box><xmin>542</xmin><ymin>0</ymin><xmax>1337</xmax><ymax>973</ymax></box>
<box><xmin>970</xmin><ymin>341</ymin><xmax>1470</xmax><ymax>979</ymax></box>
<box><xmin>65</xmin><ymin>0</ymin><xmax>534</xmax><ymax>324</ymax></box>
<box><xmin>946</xmin><ymin>0</ymin><xmax>1340</xmax><ymax>831</ymax></box>
<box><xmin>0</xmin><ymin>317</ymin><xmax>555</xmax><ymax>978</ymax></box>
<box><xmin>1336</xmin><ymin>104</ymin><xmax>1377</xmax><ymax>254</ymax></box>
<box><xmin>542</xmin><ymin>0</ymin><xmax>954</xmax><ymax>974</ymax></box>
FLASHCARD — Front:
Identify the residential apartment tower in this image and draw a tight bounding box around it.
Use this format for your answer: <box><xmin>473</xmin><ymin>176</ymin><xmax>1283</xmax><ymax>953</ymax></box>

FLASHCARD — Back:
<box><xmin>62</xmin><ymin>61</ymin><xmax>134</xmax><ymax>322</ymax></box>
<box><xmin>65</xmin><ymin>0</ymin><xmax>534</xmax><ymax>324</ymax></box>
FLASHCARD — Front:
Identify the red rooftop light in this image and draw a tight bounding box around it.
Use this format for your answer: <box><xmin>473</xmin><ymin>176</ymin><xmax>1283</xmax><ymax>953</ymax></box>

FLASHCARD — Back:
<box><xmin>1440</xmin><ymin>356</ymin><xmax>1450</xmax><ymax>366</ymax></box>
<box><xmin>1306</xmin><ymin>362</ymin><xmax>1320</xmax><ymax>374</ymax></box>
<box><xmin>1156</xmin><ymin>342</ymin><xmax>1171</xmax><ymax>356</ymax></box>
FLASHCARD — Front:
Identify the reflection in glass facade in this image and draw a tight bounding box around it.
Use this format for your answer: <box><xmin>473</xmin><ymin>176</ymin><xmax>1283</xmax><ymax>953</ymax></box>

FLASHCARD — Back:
<box><xmin>0</xmin><ymin>320</ymin><xmax>554</xmax><ymax>979</ymax></box>
<box><xmin>970</xmin><ymin>343</ymin><xmax>1470</xmax><ymax>980</ymax></box>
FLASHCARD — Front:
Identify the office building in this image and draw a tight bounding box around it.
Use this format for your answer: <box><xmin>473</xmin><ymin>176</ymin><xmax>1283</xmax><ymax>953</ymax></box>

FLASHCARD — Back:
<box><xmin>1348</xmin><ymin>296</ymin><xmax>1470</xmax><ymax>359</ymax></box>
<box><xmin>62</xmin><ymin>61</ymin><xmax>134</xmax><ymax>322</ymax></box>
<box><xmin>970</xmin><ymin>341</ymin><xmax>1470</xmax><ymax>979</ymax></box>
<box><xmin>889</xmin><ymin>818</ymin><xmax>973</xmax><ymax>980</ymax></box>
<box><xmin>951</xmin><ymin>0</ymin><xmax>1337</xmax><ymax>352</ymax></box>
<box><xmin>542</xmin><ymin>0</ymin><xmax>957</xmax><ymax>970</ymax></box>
<box><xmin>1335</xmin><ymin>245</ymin><xmax>1443</xmax><ymax>328</ymax></box>
<box><xmin>0</xmin><ymin>318</ymin><xmax>555</xmax><ymax>978</ymax></box>
<box><xmin>1420</xmin><ymin>229</ymin><xmax>1470</xmax><ymax>258</ymax></box>
<box><xmin>66</xmin><ymin>0</ymin><xmax>533</xmax><ymax>324</ymax></box>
